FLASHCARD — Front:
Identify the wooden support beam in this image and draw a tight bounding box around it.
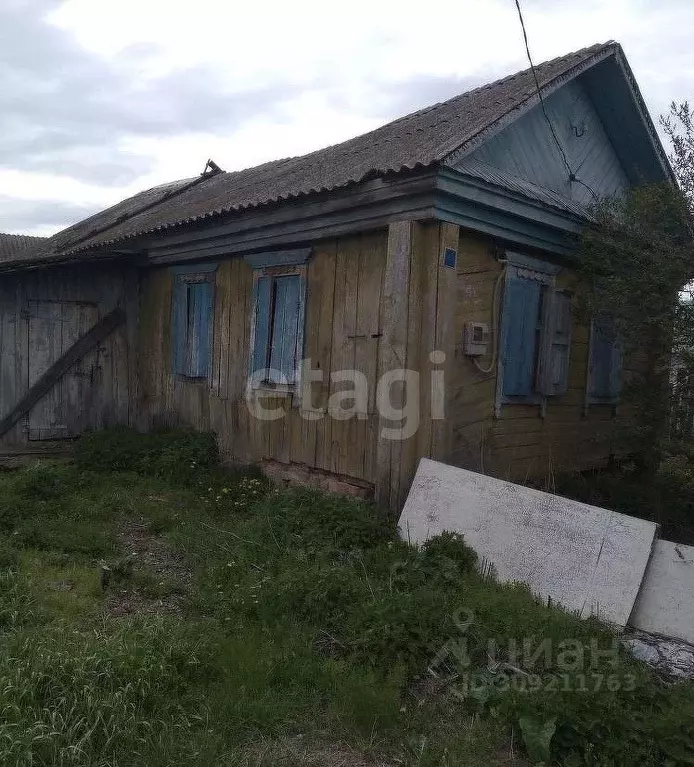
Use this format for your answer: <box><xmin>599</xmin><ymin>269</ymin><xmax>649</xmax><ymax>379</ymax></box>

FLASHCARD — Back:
<box><xmin>431</xmin><ymin>222</ymin><xmax>459</xmax><ymax>462</ymax></box>
<box><xmin>0</xmin><ymin>306</ymin><xmax>126</xmax><ymax>439</ymax></box>
<box><xmin>375</xmin><ymin>221</ymin><xmax>412</xmax><ymax>510</ymax></box>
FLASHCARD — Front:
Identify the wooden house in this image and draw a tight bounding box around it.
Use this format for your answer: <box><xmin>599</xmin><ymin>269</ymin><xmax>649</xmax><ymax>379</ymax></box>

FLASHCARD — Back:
<box><xmin>0</xmin><ymin>42</ymin><xmax>673</xmax><ymax>509</ymax></box>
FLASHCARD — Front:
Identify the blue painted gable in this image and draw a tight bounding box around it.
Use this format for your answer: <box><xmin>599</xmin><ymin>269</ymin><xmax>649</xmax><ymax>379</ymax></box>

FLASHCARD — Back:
<box><xmin>455</xmin><ymin>78</ymin><xmax>630</xmax><ymax>207</ymax></box>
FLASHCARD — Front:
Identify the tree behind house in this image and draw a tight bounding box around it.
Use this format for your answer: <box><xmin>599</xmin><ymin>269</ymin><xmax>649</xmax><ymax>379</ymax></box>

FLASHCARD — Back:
<box><xmin>577</xmin><ymin>101</ymin><xmax>694</xmax><ymax>470</ymax></box>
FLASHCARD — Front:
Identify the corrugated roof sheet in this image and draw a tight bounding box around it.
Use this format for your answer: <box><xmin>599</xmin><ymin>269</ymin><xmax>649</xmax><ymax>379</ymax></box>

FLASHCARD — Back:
<box><xmin>28</xmin><ymin>42</ymin><xmax>618</xmax><ymax>262</ymax></box>
<box><xmin>457</xmin><ymin>159</ymin><xmax>589</xmax><ymax>219</ymax></box>
<box><xmin>0</xmin><ymin>233</ymin><xmax>46</xmax><ymax>262</ymax></box>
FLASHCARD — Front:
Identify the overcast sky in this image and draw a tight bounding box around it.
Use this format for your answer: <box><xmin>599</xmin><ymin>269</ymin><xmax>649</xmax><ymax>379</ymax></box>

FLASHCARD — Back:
<box><xmin>1</xmin><ymin>0</ymin><xmax>693</xmax><ymax>236</ymax></box>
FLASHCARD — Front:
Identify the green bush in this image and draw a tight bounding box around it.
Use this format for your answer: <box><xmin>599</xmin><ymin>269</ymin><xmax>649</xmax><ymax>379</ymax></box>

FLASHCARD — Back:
<box><xmin>0</xmin><ymin>538</ymin><xmax>18</xmax><ymax>570</ymax></box>
<box><xmin>551</xmin><ymin>456</ymin><xmax>694</xmax><ymax>545</ymax></box>
<box><xmin>74</xmin><ymin>427</ymin><xmax>219</xmax><ymax>484</ymax></box>
<box><xmin>495</xmin><ymin>668</ymin><xmax>694</xmax><ymax>766</ymax></box>
<box><xmin>249</xmin><ymin>487</ymin><xmax>395</xmax><ymax>552</ymax></box>
<box><xmin>344</xmin><ymin>586</ymin><xmax>453</xmax><ymax>671</ymax></box>
<box><xmin>421</xmin><ymin>531</ymin><xmax>477</xmax><ymax>568</ymax></box>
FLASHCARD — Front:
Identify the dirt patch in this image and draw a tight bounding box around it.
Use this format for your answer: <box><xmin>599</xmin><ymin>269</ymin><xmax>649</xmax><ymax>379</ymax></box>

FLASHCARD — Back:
<box><xmin>106</xmin><ymin>517</ymin><xmax>193</xmax><ymax>617</ymax></box>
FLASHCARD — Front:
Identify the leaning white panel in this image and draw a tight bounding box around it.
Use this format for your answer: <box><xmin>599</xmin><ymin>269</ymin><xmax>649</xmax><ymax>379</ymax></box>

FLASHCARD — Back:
<box><xmin>398</xmin><ymin>459</ymin><xmax>658</xmax><ymax>627</ymax></box>
<box><xmin>629</xmin><ymin>540</ymin><xmax>694</xmax><ymax>644</ymax></box>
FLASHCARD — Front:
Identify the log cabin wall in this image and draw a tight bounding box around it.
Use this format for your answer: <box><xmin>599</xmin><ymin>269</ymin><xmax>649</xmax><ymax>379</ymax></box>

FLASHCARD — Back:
<box><xmin>0</xmin><ymin>263</ymin><xmax>139</xmax><ymax>447</ymax></box>
<box><xmin>450</xmin><ymin>229</ymin><xmax>628</xmax><ymax>482</ymax></box>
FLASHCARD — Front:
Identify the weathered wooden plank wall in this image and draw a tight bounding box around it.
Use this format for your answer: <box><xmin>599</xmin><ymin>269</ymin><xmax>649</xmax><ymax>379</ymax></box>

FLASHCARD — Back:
<box><xmin>450</xmin><ymin>230</ymin><xmax>632</xmax><ymax>481</ymax></box>
<box><xmin>139</xmin><ymin>232</ymin><xmax>390</xmax><ymax>485</ymax></box>
<box><xmin>137</xmin><ymin>222</ymin><xmax>632</xmax><ymax>502</ymax></box>
<box><xmin>377</xmin><ymin>221</ymin><xmax>460</xmax><ymax>509</ymax></box>
<box><xmin>0</xmin><ymin>264</ymin><xmax>138</xmax><ymax>448</ymax></box>
<box><xmin>138</xmin><ymin>224</ymin><xmax>458</xmax><ymax>505</ymax></box>
<box><xmin>0</xmin><ymin>223</ymin><xmax>634</xmax><ymax>501</ymax></box>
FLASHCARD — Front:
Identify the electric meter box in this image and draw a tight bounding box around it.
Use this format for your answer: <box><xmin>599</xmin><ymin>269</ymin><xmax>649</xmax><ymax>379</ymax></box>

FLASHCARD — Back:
<box><xmin>463</xmin><ymin>322</ymin><xmax>490</xmax><ymax>357</ymax></box>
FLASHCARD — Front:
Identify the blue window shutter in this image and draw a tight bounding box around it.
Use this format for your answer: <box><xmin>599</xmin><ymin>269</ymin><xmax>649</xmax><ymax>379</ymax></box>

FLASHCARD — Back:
<box><xmin>589</xmin><ymin>327</ymin><xmax>611</xmax><ymax>397</ymax></box>
<box><xmin>502</xmin><ymin>274</ymin><xmax>542</xmax><ymax>397</ymax></box>
<box><xmin>548</xmin><ymin>292</ymin><xmax>572</xmax><ymax>396</ymax></box>
<box><xmin>187</xmin><ymin>282</ymin><xmax>212</xmax><ymax>378</ymax></box>
<box><xmin>610</xmin><ymin>337</ymin><xmax>623</xmax><ymax>400</ymax></box>
<box><xmin>269</xmin><ymin>275</ymin><xmax>301</xmax><ymax>383</ymax></box>
<box><xmin>589</xmin><ymin>314</ymin><xmax>619</xmax><ymax>400</ymax></box>
<box><xmin>171</xmin><ymin>276</ymin><xmax>188</xmax><ymax>375</ymax></box>
<box><xmin>252</xmin><ymin>276</ymin><xmax>272</xmax><ymax>379</ymax></box>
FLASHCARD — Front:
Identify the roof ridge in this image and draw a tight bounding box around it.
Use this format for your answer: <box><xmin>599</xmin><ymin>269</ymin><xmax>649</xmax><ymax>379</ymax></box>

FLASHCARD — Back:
<box><xmin>435</xmin><ymin>40</ymin><xmax>617</xmax><ymax>163</ymax></box>
<box><xmin>212</xmin><ymin>40</ymin><xmax>617</xmax><ymax>173</ymax></box>
<box><xmin>296</xmin><ymin>42</ymin><xmax>617</xmax><ymax>165</ymax></box>
<box><xmin>440</xmin><ymin>41</ymin><xmax>614</xmax><ymax>113</ymax></box>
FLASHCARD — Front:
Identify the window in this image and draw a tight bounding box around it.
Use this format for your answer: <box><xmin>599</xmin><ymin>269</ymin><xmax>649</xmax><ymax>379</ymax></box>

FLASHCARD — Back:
<box><xmin>250</xmin><ymin>270</ymin><xmax>306</xmax><ymax>387</ymax></box>
<box><xmin>171</xmin><ymin>268</ymin><xmax>215</xmax><ymax>379</ymax></box>
<box><xmin>499</xmin><ymin>263</ymin><xmax>572</xmax><ymax>405</ymax></box>
<box><xmin>587</xmin><ymin>313</ymin><xmax>622</xmax><ymax>404</ymax></box>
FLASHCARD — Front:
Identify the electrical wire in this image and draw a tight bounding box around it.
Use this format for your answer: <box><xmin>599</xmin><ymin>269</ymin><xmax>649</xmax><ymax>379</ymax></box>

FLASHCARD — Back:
<box><xmin>513</xmin><ymin>0</ymin><xmax>600</xmax><ymax>203</ymax></box>
<box><xmin>473</xmin><ymin>265</ymin><xmax>507</xmax><ymax>375</ymax></box>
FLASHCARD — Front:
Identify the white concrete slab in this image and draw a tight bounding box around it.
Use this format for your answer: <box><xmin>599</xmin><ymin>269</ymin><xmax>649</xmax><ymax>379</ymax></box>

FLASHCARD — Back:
<box><xmin>399</xmin><ymin>459</ymin><xmax>658</xmax><ymax>626</ymax></box>
<box><xmin>629</xmin><ymin>540</ymin><xmax>694</xmax><ymax>644</ymax></box>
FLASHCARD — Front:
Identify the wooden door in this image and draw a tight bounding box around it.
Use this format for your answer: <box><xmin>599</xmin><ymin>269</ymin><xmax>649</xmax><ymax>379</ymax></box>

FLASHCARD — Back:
<box><xmin>25</xmin><ymin>300</ymin><xmax>101</xmax><ymax>440</ymax></box>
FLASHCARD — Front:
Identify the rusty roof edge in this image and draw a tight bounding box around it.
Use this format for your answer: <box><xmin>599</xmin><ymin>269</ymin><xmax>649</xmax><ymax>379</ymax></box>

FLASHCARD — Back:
<box><xmin>440</xmin><ymin>42</ymin><xmax>617</xmax><ymax>168</ymax></box>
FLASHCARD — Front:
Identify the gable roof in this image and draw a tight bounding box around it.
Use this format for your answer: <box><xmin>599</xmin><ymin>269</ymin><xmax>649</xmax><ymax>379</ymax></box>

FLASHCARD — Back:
<box><xmin>15</xmin><ymin>41</ymin><xmax>670</xmax><ymax>266</ymax></box>
<box><xmin>0</xmin><ymin>233</ymin><xmax>46</xmax><ymax>262</ymax></box>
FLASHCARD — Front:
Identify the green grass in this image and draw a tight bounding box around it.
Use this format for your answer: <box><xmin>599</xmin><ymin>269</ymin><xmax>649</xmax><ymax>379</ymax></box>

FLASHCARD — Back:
<box><xmin>0</xmin><ymin>428</ymin><xmax>692</xmax><ymax>766</ymax></box>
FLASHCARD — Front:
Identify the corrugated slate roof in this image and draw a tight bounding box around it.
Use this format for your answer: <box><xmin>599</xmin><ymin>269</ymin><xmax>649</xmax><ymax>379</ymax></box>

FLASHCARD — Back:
<box><xmin>0</xmin><ymin>233</ymin><xmax>46</xmax><ymax>262</ymax></box>
<box><xmin>29</xmin><ymin>42</ymin><xmax>619</xmax><ymax>261</ymax></box>
<box><xmin>46</xmin><ymin>177</ymin><xmax>199</xmax><ymax>254</ymax></box>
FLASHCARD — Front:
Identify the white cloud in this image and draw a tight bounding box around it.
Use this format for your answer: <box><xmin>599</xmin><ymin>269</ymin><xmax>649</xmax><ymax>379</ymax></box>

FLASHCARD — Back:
<box><xmin>2</xmin><ymin>0</ymin><xmax>692</xmax><ymax>235</ymax></box>
<box><xmin>0</xmin><ymin>168</ymin><xmax>121</xmax><ymax>207</ymax></box>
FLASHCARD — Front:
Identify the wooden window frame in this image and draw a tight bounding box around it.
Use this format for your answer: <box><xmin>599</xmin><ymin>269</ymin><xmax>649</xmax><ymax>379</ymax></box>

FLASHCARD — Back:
<box><xmin>171</xmin><ymin>263</ymin><xmax>217</xmax><ymax>381</ymax></box>
<box><xmin>495</xmin><ymin>255</ymin><xmax>572</xmax><ymax>416</ymax></box>
<box><xmin>497</xmin><ymin>265</ymin><xmax>554</xmax><ymax>412</ymax></box>
<box><xmin>248</xmin><ymin>263</ymin><xmax>307</xmax><ymax>395</ymax></box>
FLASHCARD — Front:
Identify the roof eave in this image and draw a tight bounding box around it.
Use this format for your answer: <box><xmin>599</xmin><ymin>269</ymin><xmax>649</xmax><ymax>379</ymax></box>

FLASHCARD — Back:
<box><xmin>436</xmin><ymin>167</ymin><xmax>585</xmax><ymax>256</ymax></box>
<box><xmin>611</xmin><ymin>44</ymin><xmax>676</xmax><ymax>185</ymax></box>
<box><xmin>0</xmin><ymin>169</ymin><xmax>442</xmax><ymax>271</ymax></box>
